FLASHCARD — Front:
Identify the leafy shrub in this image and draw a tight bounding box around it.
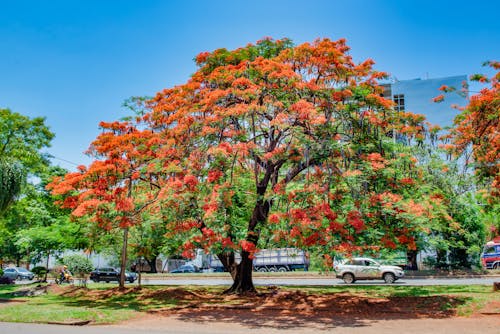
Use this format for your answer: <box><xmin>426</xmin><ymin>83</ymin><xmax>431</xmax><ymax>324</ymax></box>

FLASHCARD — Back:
<box><xmin>31</xmin><ymin>266</ymin><xmax>48</xmax><ymax>280</ymax></box>
<box><xmin>61</xmin><ymin>254</ymin><xmax>94</xmax><ymax>286</ymax></box>
<box><xmin>0</xmin><ymin>267</ymin><xmax>3</xmax><ymax>277</ymax></box>
<box><xmin>423</xmin><ymin>256</ymin><xmax>437</xmax><ymax>269</ymax></box>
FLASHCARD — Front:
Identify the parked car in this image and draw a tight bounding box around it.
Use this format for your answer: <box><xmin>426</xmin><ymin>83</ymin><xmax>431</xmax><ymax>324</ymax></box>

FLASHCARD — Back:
<box><xmin>169</xmin><ymin>264</ymin><xmax>198</xmax><ymax>273</ymax></box>
<box><xmin>481</xmin><ymin>240</ymin><xmax>500</xmax><ymax>269</ymax></box>
<box><xmin>334</xmin><ymin>257</ymin><xmax>404</xmax><ymax>284</ymax></box>
<box><xmin>118</xmin><ymin>268</ymin><xmax>137</xmax><ymax>282</ymax></box>
<box><xmin>2</xmin><ymin>267</ymin><xmax>34</xmax><ymax>281</ymax></box>
<box><xmin>89</xmin><ymin>267</ymin><xmax>137</xmax><ymax>283</ymax></box>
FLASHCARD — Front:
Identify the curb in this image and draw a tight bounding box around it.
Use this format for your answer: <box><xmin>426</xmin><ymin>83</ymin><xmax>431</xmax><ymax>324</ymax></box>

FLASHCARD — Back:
<box><xmin>46</xmin><ymin>320</ymin><xmax>91</xmax><ymax>326</ymax></box>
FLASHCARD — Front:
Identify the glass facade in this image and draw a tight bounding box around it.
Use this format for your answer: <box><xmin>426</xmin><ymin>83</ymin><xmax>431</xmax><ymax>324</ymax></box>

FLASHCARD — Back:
<box><xmin>383</xmin><ymin>75</ymin><xmax>468</xmax><ymax>128</ymax></box>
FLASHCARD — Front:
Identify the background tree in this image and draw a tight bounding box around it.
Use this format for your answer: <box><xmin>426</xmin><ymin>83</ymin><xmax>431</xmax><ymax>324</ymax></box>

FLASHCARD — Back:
<box><xmin>1</xmin><ymin>166</ymin><xmax>82</xmax><ymax>272</ymax></box>
<box><xmin>0</xmin><ymin>108</ymin><xmax>54</xmax><ymax>174</ymax></box>
<box><xmin>421</xmin><ymin>167</ymin><xmax>485</xmax><ymax>269</ymax></box>
<box><xmin>0</xmin><ymin>159</ymin><xmax>24</xmax><ymax>213</ymax></box>
<box><xmin>449</xmin><ymin>62</ymin><xmax>499</xmax><ymax>197</ymax></box>
<box><xmin>130</xmin><ymin>213</ymin><xmax>168</xmax><ymax>273</ymax></box>
<box><xmin>0</xmin><ymin>107</ymin><xmax>53</xmax><ymax>214</ymax></box>
<box><xmin>0</xmin><ymin>108</ymin><xmax>59</xmax><ymax>266</ymax></box>
<box><xmin>439</xmin><ymin>61</ymin><xmax>499</xmax><ymax>240</ymax></box>
<box><xmin>48</xmin><ymin>120</ymin><xmax>165</xmax><ymax>288</ymax></box>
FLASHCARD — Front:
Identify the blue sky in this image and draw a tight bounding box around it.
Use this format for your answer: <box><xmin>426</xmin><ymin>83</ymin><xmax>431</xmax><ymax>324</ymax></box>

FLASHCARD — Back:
<box><xmin>1</xmin><ymin>0</ymin><xmax>499</xmax><ymax>170</ymax></box>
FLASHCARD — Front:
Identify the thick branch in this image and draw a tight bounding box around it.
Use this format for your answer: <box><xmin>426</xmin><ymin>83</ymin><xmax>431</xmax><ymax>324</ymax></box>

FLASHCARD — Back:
<box><xmin>283</xmin><ymin>158</ymin><xmax>318</xmax><ymax>184</ymax></box>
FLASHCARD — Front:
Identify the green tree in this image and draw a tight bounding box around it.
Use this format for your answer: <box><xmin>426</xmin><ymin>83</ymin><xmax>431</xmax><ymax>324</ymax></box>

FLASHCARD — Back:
<box><xmin>441</xmin><ymin>62</ymin><xmax>500</xmax><ymax>236</ymax></box>
<box><xmin>130</xmin><ymin>215</ymin><xmax>168</xmax><ymax>273</ymax></box>
<box><xmin>0</xmin><ymin>108</ymin><xmax>54</xmax><ymax>174</ymax></box>
<box><xmin>0</xmin><ymin>166</ymin><xmax>81</xmax><ymax>267</ymax></box>
<box><xmin>16</xmin><ymin>221</ymin><xmax>84</xmax><ymax>281</ymax></box>
<box><xmin>0</xmin><ymin>159</ymin><xmax>24</xmax><ymax>213</ymax></box>
<box><xmin>0</xmin><ymin>108</ymin><xmax>57</xmax><ymax>264</ymax></box>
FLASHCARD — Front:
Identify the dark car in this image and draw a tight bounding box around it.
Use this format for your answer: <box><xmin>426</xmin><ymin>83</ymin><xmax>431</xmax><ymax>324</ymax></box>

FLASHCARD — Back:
<box><xmin>2</xmin><ymin>267</ymin><xmax>34</xmax><ymax>280</ymax></box>
<box><xmin>170</xmin><ymin>264</ymin><xmax>198</xmax><ymax>273</ymax></box>
<box><xmin>89</xmin><ymin>267</ymin><xmax>137</xmax><ymax>283</ymax></box>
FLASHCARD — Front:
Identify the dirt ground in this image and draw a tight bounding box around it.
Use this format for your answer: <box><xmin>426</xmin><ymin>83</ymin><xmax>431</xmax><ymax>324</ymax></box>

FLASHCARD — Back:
<box><xmin>4</xmin><ymin>285</ymin><xmax>497</xmax><ymax>333</ymax></box>
<box><xmin>67</xmin><ymin>286</ymin><xmax>500</xmax><ymax>333</ymax></box>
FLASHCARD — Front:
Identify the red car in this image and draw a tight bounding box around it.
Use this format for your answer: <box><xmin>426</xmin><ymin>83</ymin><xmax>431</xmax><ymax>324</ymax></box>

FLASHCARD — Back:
<box><xmin>481</xmin><ymin>240</ymin><xmax>500</xmax><ymax>269</ymax></box>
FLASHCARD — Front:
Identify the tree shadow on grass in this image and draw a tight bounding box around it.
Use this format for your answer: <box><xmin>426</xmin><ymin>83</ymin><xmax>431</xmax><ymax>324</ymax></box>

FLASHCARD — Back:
<box><xmin>55</xmin><ymin>286</ymin><xmax>211</xmax><ymax>312</ymax></box>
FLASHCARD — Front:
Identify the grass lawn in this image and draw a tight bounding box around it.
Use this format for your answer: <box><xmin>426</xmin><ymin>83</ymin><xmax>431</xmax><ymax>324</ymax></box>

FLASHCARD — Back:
<box><xmin>0</xmin><ymin>283</ymin><xmax>497</xmax><ymax>324</ymax></box>
<box><xmin>301</xmin><ymin>284</ymin><xmax>500</xmax><ymax>316</ymax></box>
<box><xmin>0</xmin><ymin>289</ymin><xmax>135</xmax><ymax>324</ymax></box>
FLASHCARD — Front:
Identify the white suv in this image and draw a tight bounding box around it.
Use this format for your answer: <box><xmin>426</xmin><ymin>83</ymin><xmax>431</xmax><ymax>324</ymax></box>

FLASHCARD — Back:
<box><xmin>334</xmin><ymin>257</ymin><xmax>404</xmax><ymax>284</ymax></box>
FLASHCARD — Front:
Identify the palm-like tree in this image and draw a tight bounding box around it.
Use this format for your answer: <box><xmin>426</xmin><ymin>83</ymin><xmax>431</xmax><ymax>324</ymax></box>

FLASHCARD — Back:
<box><xmin>0</xmin><ymin>159</ymin><xmax>24</xmax><ymax>213</ymax></box>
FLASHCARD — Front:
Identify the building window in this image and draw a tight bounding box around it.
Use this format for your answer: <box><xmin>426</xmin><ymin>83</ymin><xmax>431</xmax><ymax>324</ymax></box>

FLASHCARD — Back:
<box><xmin>393</xmin><ymin>94</ymin><xmax>405</xmax><ymax>111</ymax></box>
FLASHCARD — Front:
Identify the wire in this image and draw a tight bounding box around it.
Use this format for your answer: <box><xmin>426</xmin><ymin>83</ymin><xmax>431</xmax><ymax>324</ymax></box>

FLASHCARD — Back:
<box><xmin>50</xmin><ymin>155</ymin><xmax>80</xmax><ymax>166</ymax></box>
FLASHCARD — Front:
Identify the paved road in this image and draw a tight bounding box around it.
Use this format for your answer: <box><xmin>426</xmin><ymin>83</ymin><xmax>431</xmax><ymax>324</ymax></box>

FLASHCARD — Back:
<box><xmin>2</xmin><ymin>317</ymin><xmax>500</xmax><ymax>334</ymax></box>
<box><xmin>0</xmin><ymin>323</ymin><xmax>191</xmax><ymax>334</ymax></box>
<box><xmin>19</xmin><ymin>276</ymin><xmax>498</xmax><ymax>286</ymax></box>
<box><xmin>138</xmin><ymin>276</ymin><xmax>499</xmax><ymax>286</ymax></box>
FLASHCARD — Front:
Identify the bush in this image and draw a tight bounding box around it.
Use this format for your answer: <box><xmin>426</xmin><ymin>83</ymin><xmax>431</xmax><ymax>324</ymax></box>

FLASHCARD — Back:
<box><xmin>0</xmin><ymin>267</ymin><xmax>3</xmax><ymax>277</ymax></box>
<box><xmin>61</xmin><ymin>254</ymin><xmax>94</xmax><ymax>286</ymax></box>
<box><xmin>31</xmin><ymin>266</ymin><xmax>48</xmax><ymax>280</ymax></box>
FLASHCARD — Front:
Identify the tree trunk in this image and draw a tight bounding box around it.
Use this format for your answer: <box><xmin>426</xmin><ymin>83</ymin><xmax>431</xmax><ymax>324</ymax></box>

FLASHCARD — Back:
<box><xmin>44</xmin><ymin>251</ymin><xmax>50</xmax><ymax>282</ymax></box>
<box><xmin>406</xmin><ymin>250</ymin><xmax>418</xmax><ymax>271</ymax></box>
<box><xmin>217</xmin><ymin>252</ymin><xmax>237</xmax><ymax>279</ymax></box>
<box><xmin>449</xmin><ymin>247</ymin><xmax>469</xmax><ymax>269</ymax></box>
<box><xmin>119</xmin><ymin>227</ymin><xmax>129</xmax><ymax>289</ymax></box>
<box><xmin>224</xmin><ymin>251</ymin><xmax>256</xmax><ymax>294</ymax></box>
<box><xmin>223</xmin><ymin>199</ymin><xmax>270</xmax><ymax>294</ymax></box>
<box><xmin>25</xmin><ymin>252</ymin><xmax>30</xmax><ymax>270</ymax></box>
<box><xmin>436</xmin><ymin>248</ymin><xmax>448</xmax><ymax>270</ymax></box>
<box><xmin>138</xmin><ymin>262</ymin><xmax>142</xmax><ymax>287</ymax></box>
<box><xmin>147</xmin><ymin>256</ymin><xmax>158</xmax><ymax>273</ymax></box>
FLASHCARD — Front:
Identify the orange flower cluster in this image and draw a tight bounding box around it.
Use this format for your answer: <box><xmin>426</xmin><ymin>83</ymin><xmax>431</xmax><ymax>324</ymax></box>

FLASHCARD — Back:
<box><xmin>452</xmin><ymin>62</ymin><xmax>499</xmax><ymax>196</ymax></box>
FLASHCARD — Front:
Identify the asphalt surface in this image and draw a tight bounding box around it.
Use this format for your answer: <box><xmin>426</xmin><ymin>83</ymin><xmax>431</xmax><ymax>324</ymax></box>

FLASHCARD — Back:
<box><xmin>138</xmin><ymin>276</ymin><xmax>500</xmax><ymax>286</ymax></box>
<box><xmin>18</xmin><ymin>275</ymin><xmax>500</xmax><ymax>286</ymax></box>
<box><xmin>2</xmin><ymin>317</ymin><xmax>500</xmax><ymax>334</ymax></box>
<box><xmin>0</xmin><ymin>323</ymin><xmax>196</xmax><ymax>334</ymax></box>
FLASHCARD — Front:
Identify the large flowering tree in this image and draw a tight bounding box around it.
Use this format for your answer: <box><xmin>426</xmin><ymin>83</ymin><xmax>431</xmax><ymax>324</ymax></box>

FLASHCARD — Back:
<box><xmin>143</xmin><ymin>38</ymin><xmax>438</xmax><ymax>293</ymax></box>
<box><xmin>50</xmin><ymin>38</ymin><xmax>442</xmax><ymax>293</ymax></box>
